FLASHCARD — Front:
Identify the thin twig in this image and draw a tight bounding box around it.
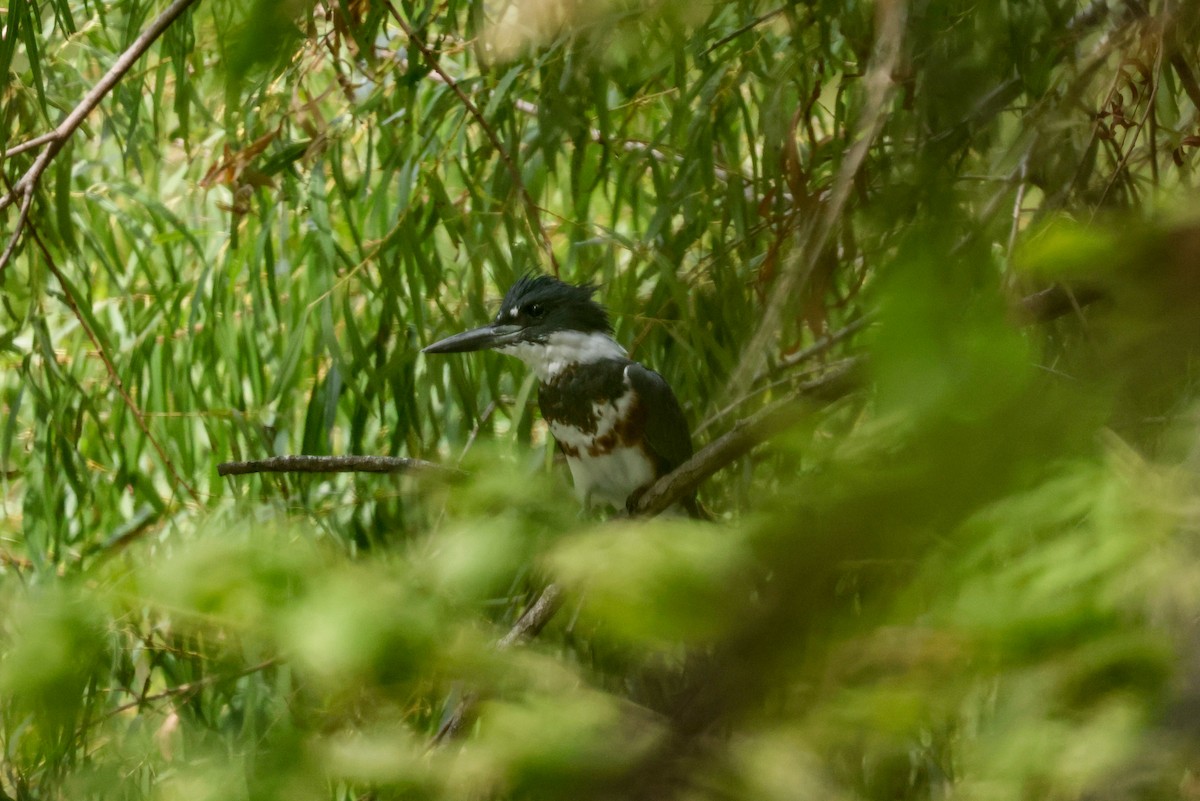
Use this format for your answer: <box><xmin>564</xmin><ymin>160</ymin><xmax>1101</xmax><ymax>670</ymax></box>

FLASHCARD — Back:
<box><xmin>509</xmin><ymin>97</ymin><xmax>787</xmax><ymax>205</ymax></box>
<box><xmin>0</xmin><ymin>0</ymin><xmax>202</xmax><ymax>213</ymax></box>
<box><xmin>1017</xmin><ymin>284</ymin><xmax>1105</xmax><ymax>323</ymax></box>
<box><xmin>392</xmin><ymin>59</ymin><xmax>784</xmax><ymax>205</ymax></box>
<box><xmin>0</xmin><ymin>186</ymin><xmax>35</xmax><ymax>278</ymax></box>
<box><xmin>382</xmin><ymin>1</ymin><xmax>560</xmax><ymax>275</ymax></box>
<box><xmin>701</xmin><ymin>357</ymin><xmax>859</xmax><ymax>436</ymax></box>
<box><xmin>431</xmin><ymin>692</ymin><xmax>478</xmax><ymax>746</ymax></box>
<box><xmin>497</xmin><ymin>583</ymin><xmax>564</xmax><ymax>647</ymax></box>
<box><xmin>217</xmin><ymin>454</ymin><xmax>459</xmax><ymax>476</ymax></box>
<box><xmin>457</xmin><ymin>400</ymin><xmax>497</xmax><ymax>466</ymax></box>
<box><xmin>753</xmin><ymin>315</ymin><xmax>873</xmax><ymax>384</ymax></box>
<box><xmin>701</xmin><ymin>5</ymin><xmax>788</xmax><ymax>56</ymax></box>
<box><xmin>14</xmin><ymin>177</ymin><xmax>202</xmax><ymax>505</ymax></box>
<box><xmin>1092</xmin><ymin>28</ymin><xmax>1163</xmax><ymax>212</ymax></box>
<box><xmin>102</xmin><ymin>658</ymin><xmax>279</xmax><ymax>721</ymax></box>
<box><xmin>708</xmin><ymin>281</ymin><xmax>1093</xmax><ymax>437</ymax></box>
<box><xmin>0</xmin><ymin>131</ymin><xmax>59</xmax><ymax>161</ymax></box>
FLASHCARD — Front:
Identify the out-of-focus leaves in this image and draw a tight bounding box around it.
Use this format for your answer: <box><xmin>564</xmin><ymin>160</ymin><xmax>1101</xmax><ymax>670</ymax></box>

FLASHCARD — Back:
<box><xmin>280</xmin><ymin>564</ymin><xmax>452</xmax><ymax>688</ymax></box>
<box><xmin>1016</xmin><ymin>217</ymin><xmax>1126</xmax><ymax>281</ymax></box>
<box><xmin>459</xmin><ymin>691</ymin><xmax>663</xmax><ymax>795</ymax></box>
<box><xmin>0</xmin><ymin>585</ymin><xmax>109</xmax><ymax>747</ymax></box>
<box><xmin>223</xmin><ymin>0</ymin><xmax>307</xmax><ymax>81</ymax></box>
<box><xmin>315</xmin><ymin>723</ymin><xmax>432</xmax><ymax>787</ymax></box>
<box><xmin>549</xmin><ymin>519</ymin><xmax>753</xmax><ymax>646</ymax></box>
<box><xmin>143</xmin><ymin>523</ymin><xmax>324</xmax><ymax>628</ymax></box>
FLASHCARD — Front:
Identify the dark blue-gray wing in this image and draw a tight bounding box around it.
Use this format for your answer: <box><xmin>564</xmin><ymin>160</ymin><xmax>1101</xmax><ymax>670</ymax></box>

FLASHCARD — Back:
<box><xmin>626</xmin><ymin>363</ymin><xmax>694</xmax><ymax>473</ymax></box>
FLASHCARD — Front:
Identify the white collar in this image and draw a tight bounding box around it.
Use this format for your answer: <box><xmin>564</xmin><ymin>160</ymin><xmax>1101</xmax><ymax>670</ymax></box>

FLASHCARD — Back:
<box><xmin>498</xmin><ymin>330</ymin><xmax>627</xmax><ymax>381</ymax></box>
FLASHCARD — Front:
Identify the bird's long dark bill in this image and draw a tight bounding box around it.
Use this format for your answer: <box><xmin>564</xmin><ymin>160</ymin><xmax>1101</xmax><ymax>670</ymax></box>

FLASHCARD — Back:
<box><xmin>422</xmin><ymin>324</ymin><xmax>522</xmax><ymax>354</ymax></box>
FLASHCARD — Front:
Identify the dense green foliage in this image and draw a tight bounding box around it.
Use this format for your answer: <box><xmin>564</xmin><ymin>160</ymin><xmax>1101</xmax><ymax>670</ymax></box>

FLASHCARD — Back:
<box><xmin>3</xmin><ymin>0</ymin><xmax>1200</xmax><ymax>798</ymax></box>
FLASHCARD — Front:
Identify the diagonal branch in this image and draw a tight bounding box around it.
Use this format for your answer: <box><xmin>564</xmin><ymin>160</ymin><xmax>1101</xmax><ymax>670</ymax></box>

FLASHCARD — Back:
<box><xmin>0</xmin><ymin>0</ymin><xmax>203</xmax><ymax>269</ymax></box>
<box><xmin>0</xmin><ymin>186</ymin><xmax>35</xmax><ymax>279</ymax></box>
<box><xmin>701</xmin><ymin>5</ymin><xmax>789</xmax><ymax>57</ymax></box>
<box><xmin>99</xmin><ymin>658</ymin><xmax>278</xmax><ymax>722</ymax></box>
<box><xmin>0</xmin><ymin>0</ymin><xmax>201</xmax><ymax>203</ymax></box>
<box><xmin>0</xmin><ymin>131</ymin><xmax>58</xmax><ymax>161</ymax></box>
<box><xmin>420</xmin><ymin>277</ymin><xmax>1096</xmax><ymax>749</ymax></box>
<box><xmin>1017</xmin><ymin>284</ymin><xmax>1104</xmax><ymax>323</ymax></box>
<box><xmin>754</xmin><ymin>315</ymin><xmax>873</xmax><ymax>385</ymax></box>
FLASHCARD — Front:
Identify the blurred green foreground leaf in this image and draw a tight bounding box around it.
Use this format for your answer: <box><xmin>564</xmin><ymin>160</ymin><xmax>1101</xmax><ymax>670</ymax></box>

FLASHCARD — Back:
<box><xmin>7</xmin><ymin>226</ymin><xmax>1200</xmax><ymax>799</ymax></box>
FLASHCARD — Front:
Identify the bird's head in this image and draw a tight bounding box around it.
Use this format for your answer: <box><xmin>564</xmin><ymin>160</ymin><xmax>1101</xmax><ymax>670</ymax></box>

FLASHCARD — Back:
<box><xmin>422</xmin><ymin>275</ymin><xmax>612</xmax><ymax>356</ymax></box>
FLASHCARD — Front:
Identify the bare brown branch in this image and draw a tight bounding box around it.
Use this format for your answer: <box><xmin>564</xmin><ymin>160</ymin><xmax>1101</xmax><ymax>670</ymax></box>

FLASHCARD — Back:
<box><xmin>0</xmin><ymin>0</ymin><xmax>203</xmax><ymax>265</ymax></box>
<box><xmin>217</xmin><ymin>454</ymin><xmax>457</xmax><ymax>477</ymax></box>
<box><xmin>758</xmin><ymin>316</ymin><xmax>872</xmax><ymax>381</ymax></box>
<box><xmin>497</xmin><ymin>583</ymin><xmax>565</xmax><ymax>648</ymax></box>
<box><xmin>0</xmin><ymin>187</ymin><xmax>35</xmax><ymax>279</ymax></box>
<box><xmin>101</xmin><ymin>659</ymin><xmax>278</xmax><ymax>721</ymax></box>
<box><xmin>0</xmin><ymin>131</ymin><xmax>58</xmax><ymax>161</ymax></box>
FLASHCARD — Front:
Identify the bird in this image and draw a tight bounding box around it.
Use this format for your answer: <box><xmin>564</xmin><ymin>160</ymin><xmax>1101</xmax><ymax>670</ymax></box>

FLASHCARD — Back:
<box><xmin>423</xmin><ymin>274</ymin><xmax>705</xmax><ymax>518</ymax></box>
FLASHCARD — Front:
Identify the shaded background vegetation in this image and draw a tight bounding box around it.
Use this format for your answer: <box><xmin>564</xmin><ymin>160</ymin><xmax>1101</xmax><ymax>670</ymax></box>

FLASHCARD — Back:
<box><xmin>3</xmin><ymin>0</ymin><xmax>1200</xmax><ymax>798</ymax></box>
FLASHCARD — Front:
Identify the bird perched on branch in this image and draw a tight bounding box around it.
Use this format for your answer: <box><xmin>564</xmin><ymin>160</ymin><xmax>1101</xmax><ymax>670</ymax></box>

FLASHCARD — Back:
<box><xmin>423</xmin><ymin>275</ymin><xmax>704</xmax><ymax>518</ymax></box>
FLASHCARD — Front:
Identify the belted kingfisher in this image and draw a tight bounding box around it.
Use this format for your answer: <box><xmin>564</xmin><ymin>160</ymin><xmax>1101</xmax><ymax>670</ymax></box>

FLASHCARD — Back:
<box><xmin>423</xmin><ymin>275</ymin><xmax>704</xmax><ymax>518</ymax></box>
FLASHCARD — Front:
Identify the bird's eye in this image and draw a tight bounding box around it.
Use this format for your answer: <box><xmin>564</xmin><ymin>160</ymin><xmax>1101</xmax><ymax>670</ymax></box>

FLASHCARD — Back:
<box><xmin>525</xmin><ymin>302</ymin><xmax>545</xmax><ymax>318</ymax></box>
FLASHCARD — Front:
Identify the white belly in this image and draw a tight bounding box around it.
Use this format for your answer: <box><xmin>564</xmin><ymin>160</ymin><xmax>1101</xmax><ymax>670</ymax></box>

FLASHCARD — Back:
<box><xmin>543</xmin><ymin>365</ymin><xmax>653</xmax><ymax>510</ymax></box>
<box><xmin>563</xmin><ymin>446</ymin><xmax>656</xmax><ymax>510</ymax></box>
